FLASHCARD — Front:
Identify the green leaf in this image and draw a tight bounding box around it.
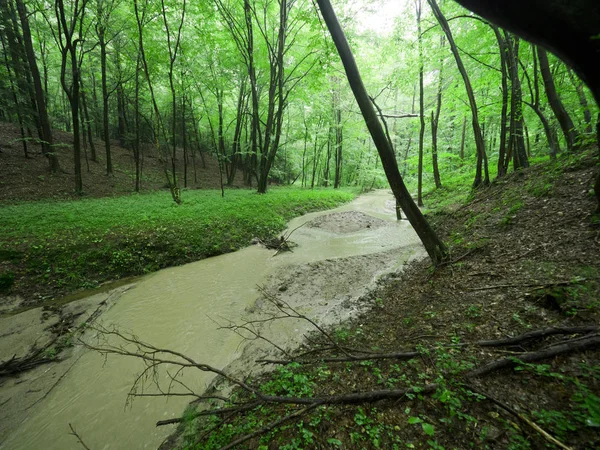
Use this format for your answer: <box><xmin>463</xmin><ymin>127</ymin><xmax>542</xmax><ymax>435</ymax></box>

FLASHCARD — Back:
<box><xmin>422</xmin><ymin>423</ymin><xmax>435</xmax><ymax>436</ymax></box>
<box><xmin>408</xmin><ymin>416</ymin><xmax>422</xmax><ymax>424</ymax></box>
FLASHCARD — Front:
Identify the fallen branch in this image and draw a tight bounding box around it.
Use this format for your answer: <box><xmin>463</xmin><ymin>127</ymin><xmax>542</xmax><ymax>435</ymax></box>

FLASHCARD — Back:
<box><xmin>258</xmin><ymin>326</ymin><xmax>599</xmax><ymax>365</ymax></box>
<box><xmin>468</xmin><ymin>278</ymin><xmax>586</xmax><ymax>292</ymax></box>
<box><xmin>468</xmin><ymin>333</ymin><xmax>600</xmax><ymax>378</ymax></box>
<box><xmin>465</xmin><ymin>384</ymin><xmax>573</xmax><ymax>450</ymax></box>
<box><xmin>157</xmin><ymin>401</ymin><xmax>261</xmax><ymax>426</ymax></box>
<box><xmin>69</xmin><ymin>423</ymin><xmax>92</xmax><ymax>450</ymax></box>
<box><xmin>257</xmin><ymin>350</ymin><xmax>419</xmax><ymax>365</ymax></box>
<box><xmin>219</xmin><ymin>403</ymin><xmax>321</xmax><ymax>450</ymax></box>
<box><xmin>0</xmin><ymin>340</ymin><xmax>58</xmax><ymax>376</ymax></box>
<box><xmin>476</xmin><ymin>326</ymin><xmax>599</xmax><ymax>347</ymax></box>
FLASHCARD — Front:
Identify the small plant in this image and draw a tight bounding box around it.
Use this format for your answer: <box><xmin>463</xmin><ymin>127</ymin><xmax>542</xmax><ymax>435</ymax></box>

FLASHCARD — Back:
<box><xmin>0</xmin><ymin>271</ymin><xmax>15</xmax><ymax>292</ymax></box>
<box><xmin>465</xmin><ymin>304</ymin><xmax>481</xmax><ymax>318</ymax></box>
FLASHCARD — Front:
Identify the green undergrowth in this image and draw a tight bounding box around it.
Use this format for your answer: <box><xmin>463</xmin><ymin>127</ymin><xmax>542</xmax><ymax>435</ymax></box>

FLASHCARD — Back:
<box><xmin>0</xmin><ymin>187</ymin><xmax>356</xmax><ymax>301</ymax></box>
<box><xmin>181</xmin><ymin>344</ymin><xmax>600</xmax><ymax>450</ymax></box>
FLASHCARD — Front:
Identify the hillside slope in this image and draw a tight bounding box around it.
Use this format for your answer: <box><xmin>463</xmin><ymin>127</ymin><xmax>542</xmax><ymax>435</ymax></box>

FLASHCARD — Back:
<box><xmin>0</xmin><ymin>122</ymin><xmax>241</xmax><ymax>203</ymax></box>
<box><xmin>177</xmin><ymin>151</ymin><xmax>600</xmax><ymax>450</ymax></box>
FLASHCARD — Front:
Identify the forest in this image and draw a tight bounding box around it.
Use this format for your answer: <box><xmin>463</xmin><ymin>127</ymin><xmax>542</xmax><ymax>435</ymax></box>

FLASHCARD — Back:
<box><xmin>1</xmin><ymin>0</ymin><xmax>597</xmax><ymax>202</ymax></box>
<box><xmin>1</xmin><ymin>0</ymin><xmax>600</xmax><ymax>449</ymax></box>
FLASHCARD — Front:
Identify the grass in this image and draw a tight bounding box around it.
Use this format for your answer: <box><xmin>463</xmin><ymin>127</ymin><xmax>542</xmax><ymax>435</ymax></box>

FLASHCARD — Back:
<box><xmin>0</xmin><ymin>187</ymin><xmax>357</xmax><ymax>300</ymax></box>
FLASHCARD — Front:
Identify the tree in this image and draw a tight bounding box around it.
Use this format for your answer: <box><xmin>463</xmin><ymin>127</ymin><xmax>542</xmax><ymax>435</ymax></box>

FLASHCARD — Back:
<box><xmin>315</xmin><ymin>0</ymin><xmax>447</xmax><ymax>265</ymax></box>
<box><xmin>537</xmin><ymin>48</ymin><xmax>580</xmax><ymax>152</ymax></box>
<box><xmin>428</xmin><ymin>0</ymin><xmax>489</xmax><ymax>187</ymax></box>
<box><xmin>55</xmin><ymin>0</ymin><xmax>89</xmax><ymax>193</ymax></box>
<box><xmin>415</xmin><ymin>0</ymin><xmax>425</xmax><ymax>206</ymax></box>
<box><xmin>14</xmin><ymin>0</ymin><xmax>60</xmax><ymax>172</ymax></box>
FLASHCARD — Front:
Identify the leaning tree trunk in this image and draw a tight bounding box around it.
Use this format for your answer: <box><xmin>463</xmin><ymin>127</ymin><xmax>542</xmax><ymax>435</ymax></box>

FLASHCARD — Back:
<box><xmin>428</xmin><ymin>0</ymin><xmax>489</xmax><ymax>187</ymax></box>
<box><xmin>315</xmin><ymin>0</ymin><xmax>447</xmax><ymax>265</ymax></box>
<box><xmin>537</xmin><ymin>48</ymin><xmax>580</xmax><ymax>152</ymax></box>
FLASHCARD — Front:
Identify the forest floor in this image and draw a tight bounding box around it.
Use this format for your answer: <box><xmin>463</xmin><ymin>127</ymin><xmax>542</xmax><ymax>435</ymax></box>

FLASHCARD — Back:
<box><xmin>172</xmin><ymin>150</ymin><xmax>600</xmax><ymax>449</ymax></box>
<box><xmin>0</xmin><ymin>122</ymin><xmax>237</xmax><ymax>203</ymax></box>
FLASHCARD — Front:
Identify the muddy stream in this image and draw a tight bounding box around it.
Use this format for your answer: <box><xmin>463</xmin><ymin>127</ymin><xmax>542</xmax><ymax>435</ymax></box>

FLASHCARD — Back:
<box><xmin>0</xmin><ymin>190</ymin><xmax>424</xmax><ymax>449</ymax></box>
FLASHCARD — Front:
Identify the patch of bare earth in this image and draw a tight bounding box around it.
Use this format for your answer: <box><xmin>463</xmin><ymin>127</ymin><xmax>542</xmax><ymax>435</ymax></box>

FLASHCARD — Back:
<box><xmin>184</xmin><ymin>154</ymin><xmax>600</xmax><ymax>450</ymax></box>
<box><xmin>306</xmin><ymin>211</ymin><xmax>388</xmax><ymax>233</ymax></box>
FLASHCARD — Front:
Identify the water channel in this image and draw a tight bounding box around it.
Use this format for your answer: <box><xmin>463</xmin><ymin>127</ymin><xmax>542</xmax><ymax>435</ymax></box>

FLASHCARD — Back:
<box><xmin>1</xmin><ymin>190</ymin><xmax>424</xmax><ymax>450</ymax></box>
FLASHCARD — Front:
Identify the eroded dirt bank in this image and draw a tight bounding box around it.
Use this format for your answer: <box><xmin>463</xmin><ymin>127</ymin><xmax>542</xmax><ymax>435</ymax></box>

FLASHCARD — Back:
<box><xmin>0</xmin><ymin>190</ymin><xmax>424</xmax><ymax>450</ymax></box>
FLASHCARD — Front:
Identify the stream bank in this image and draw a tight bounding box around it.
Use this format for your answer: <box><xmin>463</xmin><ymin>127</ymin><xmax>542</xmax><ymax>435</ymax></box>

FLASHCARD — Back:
<box><xmin>0</xmin><ymin>190</ymin><xmax>424</xmax><ymax>449</ymax></box>
<box><xmin>178</xmin><ymin>154</ymin><xmax>600</xmax><ymax>450</ymax></box>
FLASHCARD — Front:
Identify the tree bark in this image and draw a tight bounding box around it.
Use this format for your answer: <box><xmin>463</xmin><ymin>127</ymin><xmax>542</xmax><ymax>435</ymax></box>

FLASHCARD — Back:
<box><xmin>15</xmin><ymin>0</ymin><xmax>59</xmax><ymax>172</ymax></box>
<box><xmin>537</xmin><ymin>48</ymin><xmax>579</xmax><ymax>152</ymax></box>
<box><xmin>428</xmin><ymin>0</ymin><xmax>489</xmax><ymax>187</ymax></box>
<box><xmin>415</xmin><ymin>0</ymin><xmax>425</xmax><ymax>206</ymax></box>
<box><xmin>505</xmin><ymin>33</ymin><xmax>529</xmax><ymax>170</ymax></box>
<box><xmin>315</xmin><ymin>0</ymin><xmax>447</xmax><ymax>265</ymax></box>
<box><xmin>430</xmin><ymin>35</ymin><xmax>444</xmax><ymax>189</ymax></box>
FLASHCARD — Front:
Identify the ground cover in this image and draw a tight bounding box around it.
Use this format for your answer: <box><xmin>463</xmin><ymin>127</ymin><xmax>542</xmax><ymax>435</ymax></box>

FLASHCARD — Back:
<box><xmin>0</xmin><ymin>187</ymin><xmax>357</xmax><ymax>310</ymax></box>
<box><xmin>173</xmin><ymin>150</ymin><xmax>600</xmax><ymax>450</ymax></box>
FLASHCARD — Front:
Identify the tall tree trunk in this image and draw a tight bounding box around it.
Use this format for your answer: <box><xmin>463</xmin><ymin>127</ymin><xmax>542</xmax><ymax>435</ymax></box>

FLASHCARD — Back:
<box><xmin>523</xmin><ymin>44</ymin><xmax>561</xmax><ymax>159</ymax></box>
<box><xmin>537</xmin><ymin>48</ymin><xmax>580</xmax><ymax>152</ymax></box>
<box><xmin>567</xmin><ymin>68</ymin><xmax>594</xmax><ymax>135</ymax></box>
<box><xmin>334</xmin><ymin>105</ymin><xmax>343</xmax><ymax>188</ymax></box>
<box><xmin>56</xmin><ymin>0</ymin><xmax>86</xmax><ymax>194</ymax></box>
<box><xmin>416</xmin><ymin>0</ymin><xmax>425</xmax><ymax>206</ymax></box>
<box><xmin>428</xmin><ymin>0</ymin><xmax>489</xmax><ymax>187</ymax></box>
<box><xmin>99</xmin><ymin>30</ymin><xmax>112</xmax><ymax>175</ymax></box>
<box><xmin>492</xmin><ymin>25</ymin><xmax>510</xmax><ymax>177</ymax></box>
<box><xmin>430</xmin><ymin>35</ymin><xmax>444</xmax><ymax>189</ymax></box>
<box><xmin>245</xmin><ymin>0</ymin><xmax>259</xmax><ymax>188</ymax></box>
<box><xmin>316</xmin><ymin>0</ymin><xmax>447</xmax><ymax>265</ymax></box>
<box><xmin>505</xmin><ymin>33</ymin><xmax>529</xmax><ymax>170</ymax></box>
<box><xmin>0</xmin><ymin>31</ymin><xmax>28</xmax><ymax>158</ymax></box>
<box><xmin>134</xmin><ymin>51</ymin><xmax>141</xmax><ymax>192</ymax></box>
<box><xmin>15</xmin><ymin>0</ymin><xmax>59</xmax><ymax>172</ymax></box>
<box><xmin>80</xmin><ymin>77</ymin><xmax>97</xmax><ymax>162</ymax></box>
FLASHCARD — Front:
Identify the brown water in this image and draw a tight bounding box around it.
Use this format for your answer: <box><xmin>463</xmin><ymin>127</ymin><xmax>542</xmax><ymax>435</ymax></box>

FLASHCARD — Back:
<box><xmin>0</xmin><ymin>190</ymin><xmax>423</xmax><ymax>450</ymax></box>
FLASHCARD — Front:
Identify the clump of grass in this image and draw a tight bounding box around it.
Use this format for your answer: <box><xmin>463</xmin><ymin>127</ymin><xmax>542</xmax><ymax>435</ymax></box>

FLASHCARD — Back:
<box><xmin>0</xmin><ymin>187</ymin><xmax>357</xmax><ymax>298</ymax></box>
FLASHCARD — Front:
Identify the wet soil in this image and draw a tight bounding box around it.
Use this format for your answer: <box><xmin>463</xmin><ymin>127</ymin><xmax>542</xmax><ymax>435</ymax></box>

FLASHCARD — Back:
<box><xmin>180</xmin><ymin>154</ymin><xmax>600</xmax><ymax>450</ymax></box>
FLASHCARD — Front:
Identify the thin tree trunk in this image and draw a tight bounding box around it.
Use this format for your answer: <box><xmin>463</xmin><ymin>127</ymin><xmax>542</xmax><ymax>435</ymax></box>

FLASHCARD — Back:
<box><xmin>505</xmin><ymin>32</ymin><xmax>529</xmax><ymax>170</ymax></box>
<box><xmin>15</xmin><ymin>0</ymin><xmax>59</xmax><ymax>172</ymax></box>
<box><xmin>0</xmin><ymin>32</ymin><xmax>28</xmax><ymax>158</ymax></box>
<box><xmin>428</xmin><ymin>0</ymin><xmax>489</xmax><ymax>187</ymax></box>
<box><xmin>99</xmin><ymin>32</ymin><xmax>112</xmax><ymax>175</ymax></box>
<box><xmin>431</xmin><ymin>35</ymin><xmax>444</xmax><ymax>189</ymax></box>
<box><xmin>537</xmin><ymin>48</ymin><xmax>580</xmax><ymax>152</ymax></box>
<box><xmin>493</xmin><ymin>25</ymin><xmax>509</xmax><ymax>177</ymax></box>
<box><xmin>416</xmin><ymin>0</ymin><xmax>425</xmax><ymax>206</ymax></box>
<box><xmin>80</xmin><ymin>77</ymin><xmax>97</xmax><ymax>162</ymax></box>
<box><xmin>567</xmin><ymin>68</ymin><xmax>594</xmax><ymax>135</ymax></box>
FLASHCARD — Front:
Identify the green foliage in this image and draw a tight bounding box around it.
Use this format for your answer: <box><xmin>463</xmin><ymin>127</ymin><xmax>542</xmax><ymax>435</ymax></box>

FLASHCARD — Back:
<box><xmin>0</xmin><ymin>271</ymin><xmax>15</xmax><ymax>292</ymax></box>
<box><xmin>0</xmin><ymin>188</ymin><xmax>355</xmax><ymax>297</ymax></box>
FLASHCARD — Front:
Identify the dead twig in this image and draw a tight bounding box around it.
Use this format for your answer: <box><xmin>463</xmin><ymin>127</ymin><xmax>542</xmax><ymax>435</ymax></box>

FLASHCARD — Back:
<box><xmin>477</xmin><ymin>326</ymin><xmax>599</xmax><ymax>347</ymax></box>
<box><xmin>69</xmin><ymin>423</ymin><xmax>91</xmax><ymax>450</ymax></box>
<box><xmin>219</xmin><ymin>403</ymin><xmax>321</xmax><ymax>450</ymax></box>
<box><xmin>468</xmin><ymin>334</ymin><xmax>600</xmax><ymax>378</ymax></box>
<box><xmin>465</xmin><ymin>385</ymin><xmax>573</xmax><ymax>450</ymax></box>
<box><xmin>468</xmin><ymin>277</ymin><xmax>586</xmax><ymax>292</ymax></box>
